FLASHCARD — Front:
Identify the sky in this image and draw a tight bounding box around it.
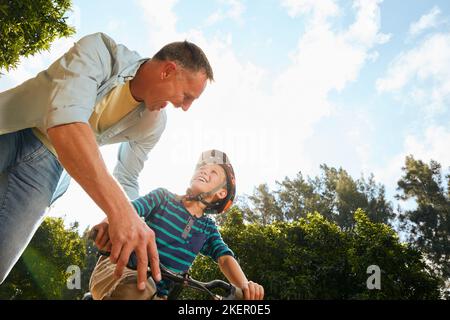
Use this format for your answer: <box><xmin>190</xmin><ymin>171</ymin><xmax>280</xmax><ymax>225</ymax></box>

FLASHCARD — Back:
<box><xmin>0</xmin><ymin>0</ymin><xmax>449</xmax><ymax>233</ymax></box>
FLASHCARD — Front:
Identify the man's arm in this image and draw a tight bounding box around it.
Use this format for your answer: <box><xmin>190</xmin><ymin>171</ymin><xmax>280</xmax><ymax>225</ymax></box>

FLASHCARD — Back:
<box><xmin>47</xmin><ymin>122</ymin><xmax>161</xmax><ymax>289</ymax></box>
<box><xmin>218</xmin><ymin>255</ymin><xmax>264</xmax><ymax>300</ymax></box>
<box><xmin>113</xmin><ymin>110</ymin><xmax>167</xmax><ymax>200</ymax></box>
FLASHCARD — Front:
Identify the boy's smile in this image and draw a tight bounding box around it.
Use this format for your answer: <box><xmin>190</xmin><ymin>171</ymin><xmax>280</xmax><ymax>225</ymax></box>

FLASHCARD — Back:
<box><xmin>189</xmin><ymin>164</ymin><xmax>227</xmax><ymax>200</ymax></box>
<box><xmin>191</xmin><ymin>164</ymin><xmax>224</xmax><ymax>187</ymax></box>
<box><xmin>195</xmin><ymin>176</ymin><xmax>208</xmax><ymax>183</ymax></box>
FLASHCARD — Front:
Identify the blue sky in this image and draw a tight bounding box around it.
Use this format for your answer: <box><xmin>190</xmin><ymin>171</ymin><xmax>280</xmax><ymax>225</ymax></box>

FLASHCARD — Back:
<box><xmin>1</xmin><ymin>0</ymin><xmax>449</xmax><ymax>232</ymax></box>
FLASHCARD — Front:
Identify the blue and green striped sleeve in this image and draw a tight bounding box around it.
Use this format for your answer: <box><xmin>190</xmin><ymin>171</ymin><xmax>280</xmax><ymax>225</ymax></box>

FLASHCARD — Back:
<box><xmin>200</xmin><ymin>223</ymin><xmax>234</xmax><ymax>262</ymax></box>
<box><xmin>131</xmin><ymin>188</ymin><xmax>167</xmax><ymax>220</ymax></box>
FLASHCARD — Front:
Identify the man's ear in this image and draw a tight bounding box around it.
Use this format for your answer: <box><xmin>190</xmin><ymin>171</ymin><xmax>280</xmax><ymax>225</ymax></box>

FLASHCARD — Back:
<box><xmin>160</xmin><ymin>61</ymin><xmax>177</xmax><ymax>80</ymax></box>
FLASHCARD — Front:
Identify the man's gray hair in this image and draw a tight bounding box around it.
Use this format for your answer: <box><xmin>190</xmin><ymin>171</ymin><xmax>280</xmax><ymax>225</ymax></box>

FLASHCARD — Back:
<box><xmin>153</xmin><ymin>41</ymin><xmax>214</xmax><ymax>81</ymax></box>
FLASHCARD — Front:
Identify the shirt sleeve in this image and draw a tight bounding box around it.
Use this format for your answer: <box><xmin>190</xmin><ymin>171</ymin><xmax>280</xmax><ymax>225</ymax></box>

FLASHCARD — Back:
<box><xmin>113</xmin><ymin>110</ymin><xmax>167</xmax><ymax>200</ymax></box>
<box><xmin>43</xmin><ymin>33</ymin><xmax>113</xmax><ymax>129</ymax></box>
<box><xmin>131</xmin><ymin>188</ymin><xmax>167</xmax><ymax>221</ymax></box>
<box><xmin>200</xmin><ymin>222</ymin><xmax>234</xmax><ymax>262</ymax></box>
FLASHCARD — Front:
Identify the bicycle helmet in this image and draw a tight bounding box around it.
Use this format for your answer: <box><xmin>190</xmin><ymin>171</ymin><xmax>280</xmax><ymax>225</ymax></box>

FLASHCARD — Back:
<box><xmin>185</xmin><ymin>149</ymin><xmax>236</xmax><ymax>214</ymax></box>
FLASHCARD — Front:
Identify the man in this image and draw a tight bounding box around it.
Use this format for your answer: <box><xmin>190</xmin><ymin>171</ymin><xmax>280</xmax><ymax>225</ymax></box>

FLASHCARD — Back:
<box><xmin>0</xmin><ymin>32</ymin><xmax>214</xmax><ymax>292</ymax></box>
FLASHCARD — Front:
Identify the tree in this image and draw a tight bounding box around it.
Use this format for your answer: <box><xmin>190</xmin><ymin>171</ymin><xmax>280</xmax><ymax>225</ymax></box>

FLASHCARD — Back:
<box><xmin>0</xmin><ymin>217</ymin><xmax>85</xmax><ymax>299</ymax></box>
<box><xmin>396</xmin><ymin>155</ymin><xmax>450</xmax><ymax>279</ymax></box>
<box><xmin>316</xmin><ymin>166</ymin><xmax>395</xmax><ymax>229</ymax></box>
<box><xmin>245</xmin><ymin>184</ymin><xmax>284</xmax><ymax>225</ymax></box>
<box><xmin>242</xmin><ymin>165</ymin><xmax>394</xmax><ymax>229</ymax></box>
<box><xmin>348</xmin><ymin>209</ymin><xmax>443</xmax><ymax>299</ymax></box>
<box><xmin>0</xmin><ymin>0</ymin><xmax>75</xmax><ymax>71</ymax></box>
<box><xmin>276</xmin><ymin>172</ymin><xmax>326</xmax><ymax>222</ymax></box>
<box><xmin>185</xmin><ymin>207</ymin><xmax>443</xmax><ymax>299</ymax></box>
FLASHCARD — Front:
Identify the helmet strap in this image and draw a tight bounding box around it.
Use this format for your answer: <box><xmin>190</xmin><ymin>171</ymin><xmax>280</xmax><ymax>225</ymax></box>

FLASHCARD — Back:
<box><xmin>185</xmin><ymin>181</ymin><xmax>227</xmax><ymax>208</ymax></box>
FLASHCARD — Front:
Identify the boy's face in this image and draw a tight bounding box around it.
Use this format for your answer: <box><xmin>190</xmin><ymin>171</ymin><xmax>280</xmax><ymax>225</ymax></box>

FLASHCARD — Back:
<box><xmin>190</xmin><ymin>164</ymin><xmax>227</xmax><ymax>200</ymax></box>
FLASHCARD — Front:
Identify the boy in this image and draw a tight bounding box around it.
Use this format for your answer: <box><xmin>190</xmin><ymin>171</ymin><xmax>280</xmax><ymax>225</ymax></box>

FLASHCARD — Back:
<box><xmin>89</xmin><ymin>150</ymin><xmax>264</xmax><ymax>300</ymax></box>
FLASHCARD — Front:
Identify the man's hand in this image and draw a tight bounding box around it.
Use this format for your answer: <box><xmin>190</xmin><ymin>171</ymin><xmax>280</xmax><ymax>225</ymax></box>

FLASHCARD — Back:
<box><xmin>91</xmin><ymin>216</ymin><xmax>162</xmax><ymax>290</ymax></box>
<box><xmin>108</xmin><ymin>212</ymin><xmax>161</xmax><ymax>290</ymax></box>
<box><xmin>242</xmin><ymin>281</ymin><xmax>264</xmax><ymax>300</ymax></box>
<box><xmin>48</xmin><ymin>122</ymin><xmax>161</xmax><ymax>290</ymax></box>
<box><xmin>93</xmin><ymin>220</ymin><xmax>111</xmax><ymax>251</ymax></box>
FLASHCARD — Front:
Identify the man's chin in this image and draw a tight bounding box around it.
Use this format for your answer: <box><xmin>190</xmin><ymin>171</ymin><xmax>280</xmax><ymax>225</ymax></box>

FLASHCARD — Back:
<box><xmin>146</xmin><ymin>105</ymin><xmax>161</xmax><ymax>112</ymax></box>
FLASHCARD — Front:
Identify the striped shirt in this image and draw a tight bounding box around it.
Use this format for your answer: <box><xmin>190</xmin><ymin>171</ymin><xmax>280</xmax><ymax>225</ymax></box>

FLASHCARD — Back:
<box><xmin>131</xmin><ymin>188</ymin><xmax>234</xmax><ymax>295</ymax></box>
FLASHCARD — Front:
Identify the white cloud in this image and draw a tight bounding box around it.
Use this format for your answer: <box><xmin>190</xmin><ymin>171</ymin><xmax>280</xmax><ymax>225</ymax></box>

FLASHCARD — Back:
<box><xmin>106</xmin><ymin>19</ymin><xmax>122</xmax><ymax>32</ymax></box>
<box><xmin>403</xmin><ymin>126</ymin><xmax>450</xmax><ymax>166</ymax></box>
<box><xmin>136</xmin><ymin>0</ymin><xmax>179</xmax><ymax>52</ymax></box>
<box><xmin>376</xmin><ymin>32</ymin><xmax>450</xmax><ymax>115</ymax></box>
<box><xmin>281</xmin><ymin>0</ymin><xmax>340</xmax><ymax>23</ymax></box>
<box><xmin>346</xmin><ymin>0</ymin><xmax>391</xmax><ymax>46</ymax></box>
<box><xmin>227</xmin><ymin>0</ymin><xmax>245</xmax><ymax>19</ymax></box>
<box><xmin>274</xmin><ymin>0</ymin><xmax>388</xmax><ymax>115</ymax></box>
<box><xmin>275</xmin><ymin>0</ymin><xmax>392</xmax><ymax>194</ymax></box>
<box><xmin>409</xmin><ymin>6</ymin><xmax>442</xmax><ymax>37</ymax></box>
<box><xmin>205</xmin><ymin>10</ymin><xmax>224</xmax><ymax>25</ymax></box>
<box><xmin>346</xmin><ymin>110</ymin><xmax>376</xmax><ymax>173</ymax></box>
<box><xmin>205</xmin><ymin>0</ymin><xmax>245</xmax><ymax>26</ymax></box>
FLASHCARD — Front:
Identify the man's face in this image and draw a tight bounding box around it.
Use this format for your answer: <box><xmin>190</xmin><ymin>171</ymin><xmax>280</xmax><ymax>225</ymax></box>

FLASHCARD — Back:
<box><xmin>190</xmin><ymin>164</ymin><xmax>227</xmax><ymax>199</ymax></box>
<box><xmin>144</xmin><ymin>63</ymin><xmax>208</xmax><ymax>112</ymax></box>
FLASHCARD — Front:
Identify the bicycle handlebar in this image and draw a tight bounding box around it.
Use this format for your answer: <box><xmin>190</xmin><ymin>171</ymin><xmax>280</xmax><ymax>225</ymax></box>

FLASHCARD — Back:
<box><xmin>88</xmin><ymin>228</ymin><xmax>243</xmax><ymax>300</ymax></box>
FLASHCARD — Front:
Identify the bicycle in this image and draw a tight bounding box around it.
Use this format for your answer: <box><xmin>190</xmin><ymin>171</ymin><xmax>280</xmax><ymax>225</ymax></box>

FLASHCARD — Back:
<box><xmin>84</xmin><ymin>230</ymin><xmax>243</xmax><ymax>300</ymax></box>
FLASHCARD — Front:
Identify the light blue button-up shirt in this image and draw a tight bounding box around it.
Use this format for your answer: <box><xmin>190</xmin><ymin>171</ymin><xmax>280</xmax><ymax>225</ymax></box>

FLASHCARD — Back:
<box><xmin>0</xmin><ymin>32</ymin><xmax>167</xmax><ymax>200</ymax></box>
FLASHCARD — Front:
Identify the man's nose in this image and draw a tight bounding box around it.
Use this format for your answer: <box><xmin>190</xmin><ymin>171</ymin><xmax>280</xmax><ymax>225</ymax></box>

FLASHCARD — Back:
<box><xmin>181</xmin><ymin>102</ymin><xmax>192</xmax><ymax>111</ymax></box>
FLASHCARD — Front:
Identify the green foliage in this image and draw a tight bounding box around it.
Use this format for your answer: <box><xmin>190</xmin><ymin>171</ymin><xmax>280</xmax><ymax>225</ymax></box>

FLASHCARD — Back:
<box><xmin>0</xmin><ymin>217</ymin><xmax>85</xmax><ymax>299</ymax></box>
<box><xmin>185</xmin><ymin>208</ymin><xmax>442</xmax><ymax>299</ymax></box>
<box><xmin>241</xmin><ymin>165</ymin><xmax>394</xmax><ymax>230</ymax></box>
<box><xmin>61</xmin><ymin>227</ymin><xmax>99</xmax><ymax>299</ymax></box>
<box><xmin>396</xmin><ymin>155</ymin><xmax>450</xmax><ymax>279</ymax></box>
<box><xmin>349</xmin><ymin>209</ymin><xmax>442</xmax><ymax>299</ymax></box>
<box><xmin>0</xmin><ymin>0</ymin><xmax>75</xmax><ymax>71</ymax></box>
